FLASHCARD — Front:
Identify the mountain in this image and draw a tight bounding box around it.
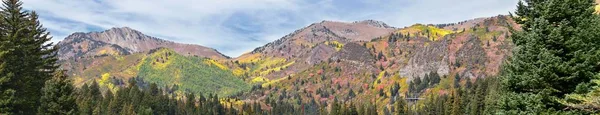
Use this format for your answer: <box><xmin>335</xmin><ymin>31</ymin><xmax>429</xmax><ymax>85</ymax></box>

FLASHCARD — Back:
<box><xmin>59</xmin><ymin>48</ymin><xmax>250</xmax><ymax>96</ymax></box>
<box><xmin>234</xmin><ymin>15</ymin><xmax>519</xmax><ymax>110</ymax></box>
<box><xmin>233</xmin><ymin>20</ymin><xmax>396</xmax><ymax>83</ymax></box>
<box><xmin>58</xmin><ymin>15</ymin><xmax>518</xmax><ymax>110</ymax></box>
<box><xmin>57</xmin><ymin>27</ymin><xmax>248</xmax><ymax>96</ymax></box>
<box><xmin>136</xmin><ymin>48</ymin><xmax>249</xmax><ymax>96</ymax></box>
<box><xmin>57</xmin><ymin>27</ymin><xmax>228</xmax><ymax>60</ymax></box>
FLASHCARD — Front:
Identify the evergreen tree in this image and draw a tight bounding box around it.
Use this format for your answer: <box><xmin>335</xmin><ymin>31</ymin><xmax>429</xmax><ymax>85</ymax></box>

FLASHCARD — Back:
<box><xmin>451</xmin><ymin>89</ymin><xmax>462</xmax><ymax>115</ymax></box>
<box><xmin>465</xmin><ymin>78</ymin><xmax>472</xmax><ymax>89</ymax></box>
<box><xmin>119</xmin><ymin>104</ymin><xmax>135</xmax><ymax>115</ymax></box>
<box><xmin>330</xmin><ymin>98</ymin><xmax>340</xmax><ymax>115</ymax></box>
<box><xmin>185</xmin><ymin>92</ymin><xmax>196</xmax><ymax>114</ymax></box>
<box><xmin>395</xmin><ymin>96</ymin><xmax>407</xmax><ymax>115</ymax></box>
<box><xmin>348</xmin><ymin>102</ymin><xmax>358</xmax><ymax>115</ymax></box>
<box><xmin>80</xmin><ymin>81</ymin><xmax>102</xmax><ymax>115</ymax></box>
<box><xmin>0</xmin><ymin>49</ymin><xmax>14</xmax><ymax>114</ymax></box>
<box><xmin>106</xmin><ymin>95</ymin><xmax>119</xmax><ymax>115</ymax></box>
<box><xmin>37</xmin><ymin>70</ymin><xmax>78</xmax><ymax>115</ymax></box>
<box><xmin>429</xmin><ymin>71</ymin><xmax>441</xmax><ymax>85</ymax></box>
<box><xmin>500</xmin><ymin>0</ymin><xmax>600</xmax><ymax>114</ymax></box>
<box><xmin>367</xmin><ymin>103</ymin><xmax>378</xmax><ymax>115</ymax></box>
<box><xmin>453</xmin><ymin>73</ymin><xmax>461</xmax><ymax>88</ymax></box>
<box><xmin>0</xmin><ymin>0</ymin><xmax>58</xmax><ymax>114</ymax></box>
<box><xmin>102</xmin><ymin>90</ymin><xmax>113</xmax><ymax>115</ymax></box>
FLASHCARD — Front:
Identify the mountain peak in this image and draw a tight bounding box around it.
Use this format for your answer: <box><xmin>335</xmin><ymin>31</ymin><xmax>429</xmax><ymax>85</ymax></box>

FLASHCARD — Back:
<box><xmin>104</xmin><ymin>26</ymin><xmax>143</xmax><ymax>35</ymax></box>
<box><xmin>314</xmin><ymin>20</ymin><xmax>393</xmax><ymax>28</ymax></box>
<box><xmin>353</xmin><ymin>20</ymin><xmax>393</xmax><ymax>28</ymax></box>
<box><xmin>57</xmin><ymin>27</ymin><xmax>228</xmax><ymax>60</ymax></box>
<box><xmin>108</xmin><ymin>26</ymin><xmax>135</xmax><ymax>31</ymax></box>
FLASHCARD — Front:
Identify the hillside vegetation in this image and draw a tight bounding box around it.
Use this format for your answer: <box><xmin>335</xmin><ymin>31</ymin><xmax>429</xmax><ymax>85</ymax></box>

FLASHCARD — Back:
<box><xmin>137</xmin><ymin>48</ymin><xmax>249</xmax><ymax>96</ymax></box>
<box><xmin>63</xmin><ymin>48</ymin><xmax>250</xmax><ymax>96</ymax></box>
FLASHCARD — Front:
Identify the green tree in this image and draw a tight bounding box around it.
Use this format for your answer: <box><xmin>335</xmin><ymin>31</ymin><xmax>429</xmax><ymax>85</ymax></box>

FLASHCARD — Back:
<box><xmin>394</xmin><ymin>97</ymin><xmax>407</xmax><ymax>115</ymax></box>
<box><xmin>451</xmin><ymin>89</ymin><xmax>462</xmax><ymax>115</ymax></box>
<box><xmin>79</xmin><ymin>81</ymin><xmax>102</xmax><ymax>115</ymax></box>
<box><xmin>119</xmin><ymin>104</ymin><xmax>135</xmax><ymax>115</ymax></box>
<box><xmin>453</xmin><ymin>73</ymin><xmax>461</xmax><ymax>88</ymax></box>
<box><xmin>0</xmin><ymin>0</ymin><xmax>58</xmax><ymax>114</ymax></box>
<box><xmin>348</xmin><ymin>102</ymin><xmax>358</xmax><ymax>115</ymax></box>
<box><xmin>0</xmin><ymin>49</ymin><xmax>14</xmax><ymax>114</ymax></box>
<box><xmin>330</xmin><ymin>98</ymin><xmax>340</xmax><ymax>115</ymax></box>
<box><xmin>37</xmin><ymin>70</ymin><xmax>78</xmax><ymax>115</ymax></box>
<box><xmin>500</xmin><ymin>0</ymin><xmax>600</xmax><ymax>114</ymax></box>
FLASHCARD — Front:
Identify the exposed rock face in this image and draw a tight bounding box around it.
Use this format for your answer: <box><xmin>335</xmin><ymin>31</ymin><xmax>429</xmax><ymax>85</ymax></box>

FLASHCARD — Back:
<box><xmin>399</xmin><ymin>39</ymin><xmax>450</xmax><ymax>80</ymax></box>
<box><xmin>393</xmin><ymin>15</ymin><xmax>517</xmax><ymax>80</ymax></box>
<box><xmin>307</xmin><ymin>44</ymin><xmax>336</xmax><ymax>65</ymax></box>
<box><xmin>332</xmin><ymin>43</ymin><xmax>375</xmax><ymax>65</ymax></box>
<box><xmin>455</xmin><ymin>36</ymin><xmax>487</xmax><ymax>77</ymax></box>
<box><xmin>322</xmin><ymin>20</ymin><xmax>396</xmax><ymax>41</ymax></box>
<box><xmin>57</xmin><ymin>27</ymin><xmax>227</xmax><ymax>60</ymax></box>
<box><xmin>353</xmin><ymin>20</ymin><xmax>394</xmax><ymax>28</ymax></box>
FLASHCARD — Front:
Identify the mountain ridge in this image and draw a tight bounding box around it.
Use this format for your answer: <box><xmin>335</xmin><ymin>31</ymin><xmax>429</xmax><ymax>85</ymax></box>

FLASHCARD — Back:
<box><xmin>57</xmin><ymin>15</ymin><xmax>519</xmax><ymax>109</ymax></box>
<box><xmin>57</xmin><ymin>27</ymin><xmax>229</xmax><ymax>60</ymax></box>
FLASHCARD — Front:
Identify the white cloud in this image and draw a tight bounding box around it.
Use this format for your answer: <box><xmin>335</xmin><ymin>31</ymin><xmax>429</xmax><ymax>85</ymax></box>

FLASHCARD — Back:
<box><xmin>22</xmin><ymin>0</ymin><xmax>518</xmax><ymax>57</ymax></box>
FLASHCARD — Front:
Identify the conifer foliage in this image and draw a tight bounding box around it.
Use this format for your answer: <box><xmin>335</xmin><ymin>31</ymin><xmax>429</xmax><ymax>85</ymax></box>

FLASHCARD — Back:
<box><xmin>0</xmin><ymin>0</ymin><xmax>59</xmax><ymax>114</ymax></box>
<box><xmin>499</xmin><ymin>0</ymin><xmax>600</xmax><ymax>114</ymax></box>
<box><xmin>74</xmin><ymin>80</ymin><xmax>237</xmax><ymax>115</ymax></box>
<box><xmin>38</xmin><ymin>70</ymin><xmax>78</xmax><ymax>115</ymax></box>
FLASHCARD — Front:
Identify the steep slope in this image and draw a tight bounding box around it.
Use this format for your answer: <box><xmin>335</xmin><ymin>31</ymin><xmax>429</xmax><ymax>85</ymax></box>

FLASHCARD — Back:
<box><xmin>63</xmin><ymin>48</ymin><xmax>249</xmax><ymax>96</ymax></box>
<box><xmin>57</xmin><ymin>27</ymin><xmax>246</xmax><ymax>96</ymax></box>
<box><xmin>236</xmin><ymin>15</ymin><xmax>519</xmax><ymax>112</ymax></box>
<box><xmin>57</xmin><ymin>15</ymin><xmax>519</xmax><ymax>112</ymax></box>
<box><xmin>234</xmin><ymin>20</ymin><xmax>396</xmax><ymax>83</ymax></box>
<box><xmin>57</xmin><ymin>27</ymin><xmax>228</xmax><ymax>60</ymax></box>
<box><xmin>137</xmin><ymin>48</ymin><xmax>249</xmax><ymax>96</ymax></box>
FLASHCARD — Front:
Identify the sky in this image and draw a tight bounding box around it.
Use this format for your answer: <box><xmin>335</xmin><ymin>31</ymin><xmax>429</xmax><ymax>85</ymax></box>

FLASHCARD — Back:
<box><xmin>22</xmin><ymin>0</ymin><xmax>519</xmax><ymax>57</ymax></box>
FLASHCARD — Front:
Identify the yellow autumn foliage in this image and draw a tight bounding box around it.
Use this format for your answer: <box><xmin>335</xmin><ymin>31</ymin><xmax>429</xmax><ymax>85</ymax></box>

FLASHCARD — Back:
<box><xmin>204</xmin><ymin>59</ymin><xmax>228</xmax><ymax>70</ymax></box>
<box><xmin>398</xmin><ymin>24</ymin><xmax>454</xmax><ymax>41</ymax></box>
<box><xmin>325</xmin><ymin>41</ymin><xmax>344</xmax><ymax>51</ymax></box>
<box><xmin>258</xmin><ymin>61</ymin><xmax>295</xmax><ymax>76</ymax></box>
<box><xmin>236</xmin><ymin>53</ymin><xmax>262</xmax><ymax>63</ymax></box>
<box><xmin>232</xmin><ymin>68</ymin><xmax>246</xmax><ymax>76</ymax></box>
<box><xmin>149</xmin><ymin>49</ymin><xmax>174</xmax><ymax>70</ymax></box>
<box><xmin>98</xmin><ymin>73</ymin><xmax>118</xmax><ymax>93</ymax></box>
<box><xmin>251</xmin><ymin>76</ymin><xmax>269</xmax><ymax>83</ymax></box>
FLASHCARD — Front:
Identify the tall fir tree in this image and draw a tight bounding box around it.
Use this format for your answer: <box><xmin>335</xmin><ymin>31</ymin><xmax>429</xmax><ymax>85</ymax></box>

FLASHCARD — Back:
<box><xmin>451</xmin><ymin>89</ymin><xmax>462</xmax><ymax>115</ymax></box>
<box><xmin>0</xmin><ymin>3</ymin><xmax>12</xmax><ymax>112</ymax></box>
<box><xmin>37</xmin><ymin>70</ymin><xmax>77</xmax><ymax>115</ymax></box>
<box><xmin>500</xmin><ymin>0</ymin><xmax>600</xmax><ymax>114</ymax></box>
<box><xmin>0</xmin><ymin>47</ymin><xmax>14</xmax><ymax>114</ymax></box>
<box><xmin>79</xmin><ymin>81</ymin><xmax>101</xmax><ymax>115</ymax></box>
<box><xmin>0</xmin><ymin>0</ymin><xmax>58</xmax><ymax>114</ymax></box>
